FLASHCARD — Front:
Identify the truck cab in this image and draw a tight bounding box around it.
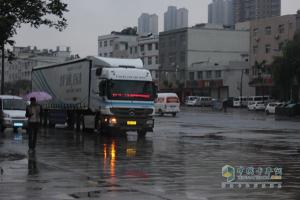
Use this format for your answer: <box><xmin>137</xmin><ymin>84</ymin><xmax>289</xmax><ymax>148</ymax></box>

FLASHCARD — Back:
<box><xmin>92</xmin><ymin>62</ymin><xmax>157</xmax><ymax>137</ymax></box>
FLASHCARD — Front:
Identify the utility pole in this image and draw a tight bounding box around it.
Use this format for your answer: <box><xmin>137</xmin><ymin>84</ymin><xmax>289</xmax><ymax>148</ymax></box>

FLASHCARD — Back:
<box><xmin>1</xmin><ymin>44</ymin><xmax>4</xmax><ymax>95</ymax></box>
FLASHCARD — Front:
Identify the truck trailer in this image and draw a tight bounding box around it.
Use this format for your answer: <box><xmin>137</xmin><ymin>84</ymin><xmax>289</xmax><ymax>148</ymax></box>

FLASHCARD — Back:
<box><xmin>32</xmin><ymin>56</ymin><xmax>157</xmax><ymax>136</ymax></box>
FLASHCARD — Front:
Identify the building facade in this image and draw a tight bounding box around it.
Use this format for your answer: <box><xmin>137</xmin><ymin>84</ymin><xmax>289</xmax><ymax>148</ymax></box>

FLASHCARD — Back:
<box><xmin>98</xmin><ymin>32</ymin><xmax>138</xmax><ymax>58</ymax></box>
<box><xmin>164</xmin><ymin>6</ymin><xmax>188</xmax><ymax>31</ymax></box>
<box><xmin>138</xmin><ymin>13</ymin><xmax>158</xmax><ymax>35</ymax></box>
<box><xmin>249</xmin><ymin>12</ymin><xmax>300</xmax><ymax>96</ymax></box>
<box><xmin>208</xmin><ymin>0</ymin><xmax>234</xmax><ymax>26</ymax></box>
<box><xmin>98</xmin><ymin>32</ymin><xmax>159</xmax><ymax>81</ymax></box>
<box><xmin>233</xmin><ymin>0</ymin><xmax>281</xmax><ymax>23</ymax></box>
<box><xmin>159</xmin><ymin>24</ymin><xmax>253</xmax><ymax>99</ymax></box>
<box><xmin>0</xmin><ymin>46</ymin><xmax>72</xmax><ymax>95</ymax></box>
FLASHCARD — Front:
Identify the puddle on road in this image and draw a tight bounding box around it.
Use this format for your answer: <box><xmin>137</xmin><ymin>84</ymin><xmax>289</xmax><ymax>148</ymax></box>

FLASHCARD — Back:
<box><xmin>70</xmin><ymin>188</ymin><xmax>139</xmax><ymax>199</ymax></box>
<box><xmin>247</xmin><ymin>129</ymin><xmax>299</xmax><ymax>134</ymax></box>
<box><xmin>0</xmin><ymin>153</ymin><xmax>26</xmax><ymax>162</ymax></box>
<box><xmin>180</xmin><ymin>124</ymin><xmax>221</xmax><ymax>129</ymax></box>
<box><xmin>181</xmin><ymin>133</ymin><xmax>225</xmax><ymax>140</ymax></box>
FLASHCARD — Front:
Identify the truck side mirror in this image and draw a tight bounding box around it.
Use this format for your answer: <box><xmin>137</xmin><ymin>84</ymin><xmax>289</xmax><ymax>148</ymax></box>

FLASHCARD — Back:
<box><xmin>98</xmin><ymin>81</ymin><xmax>106</xmax><ymax>96</ymax></box>
<box><xmin>153</xmin><ymin>83</ymin><xmax>158</xmax><ymax>99</ymax></box>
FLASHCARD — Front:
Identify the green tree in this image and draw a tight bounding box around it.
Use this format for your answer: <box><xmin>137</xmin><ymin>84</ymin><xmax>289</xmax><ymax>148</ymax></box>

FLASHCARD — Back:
<box><xmin>0</xmin><ymin>0</ymin><xmax>68</xmax><ymax>94</ymax></box>
<box><xmin>271</xmin><ymin>32</ymin><xmax>300</xmax><ymax>101</ymax></box>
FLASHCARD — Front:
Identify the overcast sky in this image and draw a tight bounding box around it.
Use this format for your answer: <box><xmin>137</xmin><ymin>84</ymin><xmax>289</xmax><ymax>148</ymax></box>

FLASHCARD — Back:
<box><xmin>13</xmin><ymin>0</ymin><xmax>300</xmax><ymax>57</ymax></box>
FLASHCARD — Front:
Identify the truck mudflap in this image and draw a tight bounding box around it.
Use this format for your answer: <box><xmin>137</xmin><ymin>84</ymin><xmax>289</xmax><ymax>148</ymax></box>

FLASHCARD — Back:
<box><xmin>100</xmin><ymin>116</ymin><xmax>154</xmax><ymax>132</ymax></box>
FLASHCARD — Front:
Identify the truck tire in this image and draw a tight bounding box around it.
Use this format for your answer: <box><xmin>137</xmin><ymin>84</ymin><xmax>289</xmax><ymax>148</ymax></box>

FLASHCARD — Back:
<box><xmin>137</xmin><ymin>130</ymin><xmax>147</xmax><ymax>137</ymax></box>
<box><xmin>158</xmin><ymin>109</ymin><xmax>164</xmax><ymax>116</ymax></box>
<box><xmin>0</xmin><ymin>123</ymin><xmax>4</xmax><ymax>133</ymax></box>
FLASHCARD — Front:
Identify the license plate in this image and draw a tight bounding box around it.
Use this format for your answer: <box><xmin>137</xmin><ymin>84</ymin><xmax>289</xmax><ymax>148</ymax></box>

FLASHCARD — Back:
<box><xmin>127</xmin><ymin>121</ymin><xmax>137</xmax><ymax>126</ymax></box>
<box><xmin>14</xmin><ymin>122</ymin><xmax>23</xmax><ymax>127</ymax></box>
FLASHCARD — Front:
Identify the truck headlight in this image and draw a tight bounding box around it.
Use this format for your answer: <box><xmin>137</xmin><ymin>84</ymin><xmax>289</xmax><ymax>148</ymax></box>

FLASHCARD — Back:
<box><xmin>109</xmin><ymin>117</ymin><xmax>117</xmax><ymax>125</ymax></box>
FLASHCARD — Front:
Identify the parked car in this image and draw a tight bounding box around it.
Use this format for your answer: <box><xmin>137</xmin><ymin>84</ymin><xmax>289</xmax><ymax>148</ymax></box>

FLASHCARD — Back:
<box><xmin>275</xmin><ymin>103</ymin><xmax>300</xmax><ymax>117</ymax></box>
<box><xmin>155</xmin><ymin>93</ymin><xmax>180</xmax><ymax>117</ymax></box>
<box><xmin>0</xmin><ymin>95</ymin><xmax>28</xmax><ymax>132</ymax></box>
<box><xmin>265</xmin><ymin>102</ymin><xmax>283</xmax><ymax>114</ymax></box>
<box><xmin>248</xmin><ymin>101</ymin><xmax>266</xmax><ymax>111</ymax></box>
<box><xmin>195</xmin><ymin>96</ymin><xmax>213</xmax><ymax>107</ymax></box>
<box><xmin>185</xmin><ymin>96</ymin><xmax>199</xmax><ymax>106</ymax></box>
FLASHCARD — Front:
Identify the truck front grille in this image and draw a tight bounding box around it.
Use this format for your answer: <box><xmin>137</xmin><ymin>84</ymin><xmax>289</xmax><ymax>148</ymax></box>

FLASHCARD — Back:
<box><xmin>110</xmin><ymin>108</ymin><xmax>153</xmax><ymax>117</ymax></box>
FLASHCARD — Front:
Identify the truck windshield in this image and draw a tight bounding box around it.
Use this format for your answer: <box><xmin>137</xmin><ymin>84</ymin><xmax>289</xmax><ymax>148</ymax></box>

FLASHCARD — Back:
<box><xmin>3</xmin><ymin>99</ymin><xmax>27</xmax><ymax>110</ymax></box>
<box><xmin>108</xmin><ymin>80</ymin><xmax>155</xmax><ymax>101</ymax></box>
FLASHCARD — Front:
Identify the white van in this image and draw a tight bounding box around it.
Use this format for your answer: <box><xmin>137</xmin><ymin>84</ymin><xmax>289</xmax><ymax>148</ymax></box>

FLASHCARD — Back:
<box><xmin>0</xmin><ymin>95</ymin><xmax>28</xmax><ymax>132</ymax></box>
<box><xmin>195</xmin><ymin>96</ymin><xmax>213</xmax><ymax>107</ymax></box>
<box><xmin>155</xmin><ymin>93</ymin><xmax>180</xmax><ymax>117</ymax></box>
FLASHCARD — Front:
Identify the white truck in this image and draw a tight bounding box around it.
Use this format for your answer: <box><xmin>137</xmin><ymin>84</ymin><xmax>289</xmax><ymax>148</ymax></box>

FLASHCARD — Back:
<box><xmin>32</xmin><ymin>56</ymin><xmax>157</xmax><ymax>136</ymax></box>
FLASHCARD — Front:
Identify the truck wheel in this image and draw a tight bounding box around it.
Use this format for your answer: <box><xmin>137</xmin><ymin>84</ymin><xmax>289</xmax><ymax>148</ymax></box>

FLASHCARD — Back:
<box><xmin>158</xmin><ymin>109</ymin><xmax>164</xmax><ymax>116</ymax></box>
<box><xmin>0</xmin><ymin>123</ymin><xmax>5</xmax><ymax>133</ymax></box>
<box><xmin>172</xmin><ymin>113</ymin><xmax>176</xmax><ymax>117</ymax></box>
<box><xmin>137</xmin><ymin>130</ymin><xmax>147</xmax><ymax>137</ymax></box>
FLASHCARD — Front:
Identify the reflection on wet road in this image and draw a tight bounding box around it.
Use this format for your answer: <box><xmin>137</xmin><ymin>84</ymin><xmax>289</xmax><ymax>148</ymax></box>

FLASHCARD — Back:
<box><xmin>0</xmin><ymin>108</ymin><xmax>299</xmax><ymax>199</ymax></box>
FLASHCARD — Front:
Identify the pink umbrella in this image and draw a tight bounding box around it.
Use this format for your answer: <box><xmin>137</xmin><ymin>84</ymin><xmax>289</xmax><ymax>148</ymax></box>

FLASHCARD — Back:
<box><xmin>24</xmin><ymin>91</ymin><xmax>52</xmax><ymax>102</ymax></box>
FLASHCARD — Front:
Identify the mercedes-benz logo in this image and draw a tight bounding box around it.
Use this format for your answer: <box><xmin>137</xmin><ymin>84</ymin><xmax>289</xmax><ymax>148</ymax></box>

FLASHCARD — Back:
<box><xmin>129</xmin><ymin>109</ymin><xmax>135</xmax><ymax>116</ymax></box>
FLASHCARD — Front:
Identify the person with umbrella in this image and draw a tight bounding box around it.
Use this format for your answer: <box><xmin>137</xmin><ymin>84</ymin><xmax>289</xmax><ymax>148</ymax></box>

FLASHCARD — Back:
<box><xmin>26</xmin><ymin>97</ymin><xmax>43</xmax><ymax>153</ymax></box>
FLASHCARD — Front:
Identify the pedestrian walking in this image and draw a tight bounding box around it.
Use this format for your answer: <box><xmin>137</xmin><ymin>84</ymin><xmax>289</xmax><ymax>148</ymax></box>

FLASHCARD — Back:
<box><xmin>26</xmin><ymin>97</ymin><xmax>42</xmax><ymax>153</ymax></box>
<box><xmin>223</xmin><ymin>98</ymin><xmax>228</xmax><ymax>113</ymax></box>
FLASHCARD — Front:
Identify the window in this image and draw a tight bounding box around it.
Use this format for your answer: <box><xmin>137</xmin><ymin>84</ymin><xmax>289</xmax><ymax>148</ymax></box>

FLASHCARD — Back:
<box><xmin>168</xmin><ymin>53</ymin><xmax>176</xmax><ymax>64</ymax></box>
<box><xmin>160</xmin><ymin>54</ymin><xmax>165</xmax><ymax>64</ymax></box>
<box><xmin>265</xmin><ymin>44</ymin><xmax>271</xmax><ymax>54</ymax></box>
<box><xmin>148</xmin><ymin>57</ymin><xmax>152</xmax><ymax>65</ymax></box>
<box><xmin>215</xmin><ymin>70</ymin><xmax>221</xmax><ymax>78</ymax></box>
<box><xmin>148</xmin><ymin>43</ymin><xmax>152</xmax><ymax>51</ymax></box>
<box><xmin>141</xmin><ymin>57</ymin><xmax>144</xmax><ymax>64</ymax></box>
<box><xmin>104</xmin><ymin>53</ymin><xmax>107</xmax><ymax>57</ymax></box>
<box><xmin>253</xmin><ymin>45</ymin><xmax>258</xmax><ymax>54</ymax></box>
<box><xmin>99</xmin><ymin>53</ymin><xmax>102</xmax><ymax>56</ymax></box>
<box><xmin>155</xmin><ymin>43</ymin><xmax>158</xmax><ymax>50</ymax></box>
<box><xmin>197</xmin><ymin>71</ymin><xmax>203</xmax><ymax>80</ymax></box>
<box><xmin>265</xmin><ymin>26</ymin><xmax>271</xmax><ymax>35</ymax></box>
<box><xmin>140</xmin><ymin>44</ymin><xmax>144</xmax><ymax>52</ymax></box>
<box><xmin>99</xmin><ymin>41</ymin><xmax>102</xmax><ymax>47</ymax></box>
<box><xmin>109</xmin><ymin>52</ymin><xmax>113</xmax><ymax>57</ymax></box>
<box><xmin>189</xmin><ymin>72</ymin><xmax>195</xmax><ymax>80</ymax></box>
<box><xmin>278</xmin><ymin>24</ymin><xmax>285</xmax><ymax>34</ymax></box>
<box><xmin>179</xmin><ymin>34</ymin><xmax>186</xmax><ymax>46</ymax></box>
<box><xmin>135</xmin><ymin>47</ymin><xmax>138</xmax><ymax>53</ymax></box>
<box><xmin>130</xmin><ymin>47</ymin><xmax>133</xmax><ymax>54</ymax></box>
<box><xmin>104</xmin><ymin>41</ymin><xmax>107</xmax><ymax>47</ymax></box>
<box><xmin>155</xmin><ymin>56</ymin><xmax>159</xmax><ymax>64</ymax></box>
<box><xmin>180</xmin><ymin>51</ymin><xmax>186</xmax><ymax>63</ymax></box>
<box><xmin>253</xmin><ymin>28</ymin><xmax>259</xmax><ymax>36</ymax></box>
<box><xmin>206</xmin><ymin>71</ymin><xmax>212</xmax><ymax>79</ymax></box>
<box><xmin>109</xmin><ymin>40</ymin><xmax>113</xmax><ymax>46</ymax></box>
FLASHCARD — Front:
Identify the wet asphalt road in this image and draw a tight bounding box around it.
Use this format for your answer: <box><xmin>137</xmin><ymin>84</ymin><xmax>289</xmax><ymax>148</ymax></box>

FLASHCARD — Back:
<box><xmin>0</xmin><ymin>107</ymin><xmax>300</xmax><ymax>200</ymax></box>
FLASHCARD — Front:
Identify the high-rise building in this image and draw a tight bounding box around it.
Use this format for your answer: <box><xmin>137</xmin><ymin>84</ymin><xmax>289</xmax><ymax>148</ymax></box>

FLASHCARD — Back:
<box><xmin>164</xmin><ymin>6</ymin><xmax>188</xmax><ymax>31</ymax></box>
<box><xmin>176</xmin><ymin>8</ymin><xmax>189</xmax><ymax>29</ymax></box>
<box><xmin>138</xmin><ymin>13</ymin><xmax>158</xmax><ymax>35</ymax></box>
<box><xmin>208</xmin><ymin>0</ymin><xmax>233</xmax><ymax>26</ymax></box>
<box><xmin>233</xmin><ymin>0</ymin><xmax>281</xmax><ymax>23</ymax></box>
